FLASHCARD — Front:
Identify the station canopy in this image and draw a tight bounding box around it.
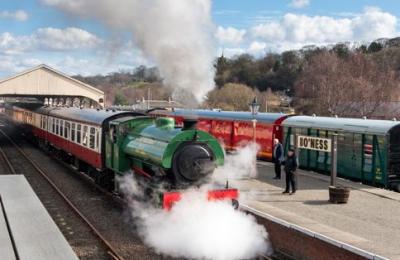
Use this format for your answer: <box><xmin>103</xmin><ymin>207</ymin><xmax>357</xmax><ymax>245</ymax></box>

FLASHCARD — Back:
<box><xmin>0</xmin><ymin>64</ymin><xmax>104</xmax><ymax>107</ymax></box>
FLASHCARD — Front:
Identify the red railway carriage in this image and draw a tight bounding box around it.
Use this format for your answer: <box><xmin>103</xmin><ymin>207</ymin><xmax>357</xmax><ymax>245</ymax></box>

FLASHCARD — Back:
<box><xmin>149</xmin><ymin>109</ymin><xmax>289</xmax><ymax>160</ymax></box>
<box><xmin>7</xmin><ymin>103</ymin><xmax>143</xmax><ymax>170</ymax></box>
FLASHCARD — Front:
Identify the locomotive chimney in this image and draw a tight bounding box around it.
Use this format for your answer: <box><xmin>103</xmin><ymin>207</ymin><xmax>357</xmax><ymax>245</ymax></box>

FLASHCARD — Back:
<box><xmin>182</xmin><ymin>118</ymin><xmax>197</xmax><ymax>130</ymax></box>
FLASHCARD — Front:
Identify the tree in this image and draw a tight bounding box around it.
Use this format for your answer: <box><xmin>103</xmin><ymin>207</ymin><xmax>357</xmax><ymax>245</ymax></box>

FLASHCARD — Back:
<box><xmin>332</xmin><ymin>43</ymin><xmax>350</xmax><ymax>58</ymax></box>
<box><xmin>214</xmin><ymin>54</ymin><xmax>230</xmax><ymax>87</ymax></box>
<box><xmin>113</xmin><ymin>93</ymin><xmax>128</xmax><ymax>105</ymax></box>
<box><xmin>294</xmin><ymin>51</ymin><xmax>397</xmax><ymax>117</ymax></box>
<box><xmin>205</xmin><ymin>83</ymin><xmax>255</xmax><ymax>111</ymax></box>
<box><xmin>367</xmin><ymin>42</ymin><xmax>383</xmax><ymax>53</ymax></box>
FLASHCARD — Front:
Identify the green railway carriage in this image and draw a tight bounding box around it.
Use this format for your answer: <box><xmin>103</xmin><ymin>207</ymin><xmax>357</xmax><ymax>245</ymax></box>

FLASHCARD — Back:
<box><xmin>282</xmin><ymin>116</ymin><xmax>400</xmax><ymax>191</ymax></box>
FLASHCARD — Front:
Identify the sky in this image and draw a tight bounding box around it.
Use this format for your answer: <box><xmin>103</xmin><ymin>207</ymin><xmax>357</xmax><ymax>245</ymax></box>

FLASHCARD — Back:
<box><xmin>0</xmin><ymin>0</ymin><xmax>399</xmax><ymax>77</ymax></box>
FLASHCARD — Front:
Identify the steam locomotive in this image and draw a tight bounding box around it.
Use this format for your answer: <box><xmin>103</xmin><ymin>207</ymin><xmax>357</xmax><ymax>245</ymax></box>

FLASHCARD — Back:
<box><xmin>4</xmin><ymin>103</ymin><xmax>238</xmax><ymax>209</ymax></box>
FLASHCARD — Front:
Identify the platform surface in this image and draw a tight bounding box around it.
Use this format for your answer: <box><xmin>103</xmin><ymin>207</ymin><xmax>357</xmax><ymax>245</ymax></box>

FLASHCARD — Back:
<box><xmin>0</xmin><ymin>175</ymin><xmax>78</xmax><ymax>260</ymax></box>
<box><xmin>234</xmin><ymin>162</ymin><xmax>400</xmax><ymax>259</ymax></box>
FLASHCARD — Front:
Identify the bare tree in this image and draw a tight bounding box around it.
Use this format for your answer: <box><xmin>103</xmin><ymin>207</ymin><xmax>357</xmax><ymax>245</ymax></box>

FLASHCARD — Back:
<box><xmin>204</xmin><ymin>83</ymin><xmax>255</xmax><ymax>111</ymax></box>
<box><xmin>295</xmin><ymin>51</ymin><xmax>398</xmax><ymax>117</ymax></box>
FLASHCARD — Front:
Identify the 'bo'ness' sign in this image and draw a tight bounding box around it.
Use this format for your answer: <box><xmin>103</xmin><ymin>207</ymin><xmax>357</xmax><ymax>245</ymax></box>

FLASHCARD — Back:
<box><xmin>297</xmin><ymin>135</ymin><xmax>332</xmax><ymax>152</ymax></box>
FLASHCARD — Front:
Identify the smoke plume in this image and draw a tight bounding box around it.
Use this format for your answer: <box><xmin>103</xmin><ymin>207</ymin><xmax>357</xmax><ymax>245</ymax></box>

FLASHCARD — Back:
<box><xmin>41</xmin><ymin>0</ymin><xmax>216</xmax><ymax>104</ymax></box>
<box><xmin>117</xmin><ymin>144</ymin><xmax>271</xmax><ymax>260</ymax></box>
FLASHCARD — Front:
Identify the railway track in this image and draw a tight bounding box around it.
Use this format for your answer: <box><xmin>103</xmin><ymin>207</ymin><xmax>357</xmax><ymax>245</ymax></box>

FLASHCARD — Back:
<box><xmin>0</xmin><ymin>128</ymin><xmax>123</xmax><ymax>260</ymax></box>
<box><xmin>0</xmin><ymin>118</ymin><xmax>279</xmax><ymax>260</ymax></box>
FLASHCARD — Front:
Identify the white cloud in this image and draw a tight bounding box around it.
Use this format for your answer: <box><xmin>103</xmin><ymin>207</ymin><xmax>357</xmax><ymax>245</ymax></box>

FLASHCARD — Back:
<box><xmin>217</xmin><ymin>47</ymin><xmax>245</xmax><ymax>58</ymax></box>
<box><xmin>0</xmin><ymin>32</ymin><xmax>151</xmax><ymax>78</ymax></box>
<box><xmin>0</xmin><ymin>27</ymin><xmax>102</xmax><ymax>54</ymax></box>
<box><xmin>34</xmin><ymin>27</ymin><xmax>101</xmax><ymax>51</ymax></box>
<box><xmin>251</xmin><ymin>7</ymin><xmax>397</xmax><ymax>49</ymax></box>
<box><xmin>247</xmin><ymin>41</ymin><xmax>267</xmax><ymax>55</ymax></box>
<box><xmin>289</xmin><ymin>0</ymin><xmax>310</xmax><ymax>9</ymax></box>
<box><xmin>0</xmin><ymin>10</ymin><xmax>28</xmax><ymax>21</ymax></box>
<box><xmin>215</xmin><ymin>26</ymin><xmax>246</xmax><ymax>45</ymax></box>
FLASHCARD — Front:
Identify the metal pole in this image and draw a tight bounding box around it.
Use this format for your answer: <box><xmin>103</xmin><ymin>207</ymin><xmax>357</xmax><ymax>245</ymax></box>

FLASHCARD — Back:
<box><xmin>331</xmin><ymin>134</ymin><xmax>338</xmax><ymax>186</ymax></box>
<box><xmin>252</xmin><ymin>119</ymin><xmax>257</xmax><ymax>143</ymax></box>
<box><xmin>147</xmin><ymin>88</ymin><xmax>150</xmax><ymax>110</ymax></box>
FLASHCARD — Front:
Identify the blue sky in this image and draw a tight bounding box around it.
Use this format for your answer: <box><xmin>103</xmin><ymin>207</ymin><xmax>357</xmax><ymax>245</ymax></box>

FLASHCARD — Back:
<box><xmin>0</xmin><ymin>0</ymin><xmax>399</xmax><ymax>77</ymax></box>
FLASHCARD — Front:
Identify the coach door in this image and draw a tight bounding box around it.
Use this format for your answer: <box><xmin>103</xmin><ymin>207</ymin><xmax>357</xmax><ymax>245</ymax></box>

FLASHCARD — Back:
<box><xmin>361</xmin><ymin>134</ymin><xmax>386</xmax><ymax>185</ymax></box>
<box><xmin>105</xmin><ymin>123</ymin><xmax>117</xmax><ymax>170</ymax></box>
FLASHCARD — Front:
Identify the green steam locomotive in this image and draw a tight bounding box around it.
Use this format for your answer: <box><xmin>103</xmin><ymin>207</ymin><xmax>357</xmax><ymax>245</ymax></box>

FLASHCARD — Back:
<box><xmin>7</xmin><ymin>104</ymin><xmax>237</xmax><ymax>209</ymax></box>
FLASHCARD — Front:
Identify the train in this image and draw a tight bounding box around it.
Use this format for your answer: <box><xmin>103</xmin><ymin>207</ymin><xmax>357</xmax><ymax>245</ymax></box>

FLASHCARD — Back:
<box><xmin>3</xmin><ymin>103</ymin><xmax>238</xmax><ymax>209</ymax></box>
<box><xmin>148</xmin><ymin>109</ymin><xmax>400</xmax><ymax>191</ymax></box>
<box><xmin>149</xmin><ymin>109</ymin><xmax>289</xmax><ymax>160</ymax></box>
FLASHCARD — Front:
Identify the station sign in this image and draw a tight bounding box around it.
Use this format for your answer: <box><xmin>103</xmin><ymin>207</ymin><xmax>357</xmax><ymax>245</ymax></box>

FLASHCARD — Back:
<box><xmin>297</xmin><ymin>135</ymin><xmax>331</xmax><ymax>152</ymax></box>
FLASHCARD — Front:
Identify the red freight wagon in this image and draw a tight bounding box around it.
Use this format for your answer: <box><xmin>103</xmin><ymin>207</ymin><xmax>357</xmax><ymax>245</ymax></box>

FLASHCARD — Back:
<box><xmin>149</xmin><ymin>109</ymin><xmax>289</xmax><ymax>160</ymax></box>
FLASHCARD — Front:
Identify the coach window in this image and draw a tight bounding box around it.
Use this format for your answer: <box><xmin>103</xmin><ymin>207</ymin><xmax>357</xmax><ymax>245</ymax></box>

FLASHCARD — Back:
<box><xmin>95</xmin><ymin>129</ymin><xmax>99</xmax><ymax>150</ymax></box>
<box><xmin>82</xmin><ymin>125</ymin><xmax>88</xmax><ymax>146</ymax></box>
<box><xmin>60</xmin><ymin>120</ymin><xmax>64</xmax><ymax>137</ymax></box>
<box><xmin>89</xmin><ymin>127</ymin><xmax>95</xmax><ymax>149</ymax></box>
<box><xmin>77</xmin><ymin>124</ymin><xmax>81</xmax><ymax>143</ymax></box>
<box><xmin>71</xmin><ymin>123</ymin><xmax>76</xmax><ymax>142</ymax></box>
<box><xmin>56</xmin><ymin>119</ymin><xmax>59</xmax><ymax>135</ymax></box>
<box><xmin>43</xmin><ymin>116</ymin><xmax>47</xmax><ymax>130</ymax></box>
<box><xmin>65</xmin><ymin>122</ymin><xmax>70</xmax><ymax>139</ymax></box>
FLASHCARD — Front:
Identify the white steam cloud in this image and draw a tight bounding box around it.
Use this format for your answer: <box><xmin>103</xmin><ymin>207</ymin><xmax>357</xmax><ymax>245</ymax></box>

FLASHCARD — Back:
<box><xmin>117</xmin><ymin>144</ymin><xmax>271</xmax><ymax>259</ymax></box>
<box><xmin>41</xmin><ymin>0</ymin><xmax>216</xmax><ymax>104</ymax></box>
<box><xmin>213</xmin><ymin>143</ymin><xmax>260</xmax><ymax>183</ymax></box>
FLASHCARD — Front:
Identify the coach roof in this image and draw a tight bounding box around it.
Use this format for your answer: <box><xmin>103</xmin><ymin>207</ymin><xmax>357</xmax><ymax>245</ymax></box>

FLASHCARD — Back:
<box><xmin>36</xmin><ymin>106</ymin><xmax>144</xmax><ymax>125</ymax></box>
<box><xmin>165</xmin><ymin>109</ymin><xmax>288</xmax><ymax>123</ymax></box>
<box><xmin>282</xmin><ymin>116</ymin><xmax>400</xmax><ymax>135</ymax></box>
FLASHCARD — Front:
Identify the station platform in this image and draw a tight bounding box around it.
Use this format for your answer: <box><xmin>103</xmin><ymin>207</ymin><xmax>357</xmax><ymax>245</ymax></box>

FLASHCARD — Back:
<box><xmin>234</xmin><ymin>162</ymin><xmax>400</xmax><ymax>259</ymax></box>
<box><xmin>0</xmin><ymin>175</ymin><xmax>77</xmax><ymax>260</ymax></box>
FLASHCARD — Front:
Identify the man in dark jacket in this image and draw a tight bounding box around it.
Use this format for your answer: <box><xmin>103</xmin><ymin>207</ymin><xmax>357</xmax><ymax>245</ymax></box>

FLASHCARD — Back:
<box><xmin>273</xmin><ymin>138</ymin><xmax>284</xmax><ymax>179</ymax></box>
<box><xmin>283</xmin><ymin>149</ymin><xmax>297</xmax><ymax>195</ymax></box>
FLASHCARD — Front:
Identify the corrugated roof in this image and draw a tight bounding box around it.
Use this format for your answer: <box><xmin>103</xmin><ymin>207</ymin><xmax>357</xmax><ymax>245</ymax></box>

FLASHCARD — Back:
<box><xmin>282</xmin><ymin>116</ymin><xmax>400</xmax><ymax>134</ymax></box>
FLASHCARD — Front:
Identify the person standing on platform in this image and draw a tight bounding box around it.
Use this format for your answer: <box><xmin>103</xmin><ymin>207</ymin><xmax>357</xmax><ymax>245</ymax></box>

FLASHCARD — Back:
<box><xmin>283</xmin><ymin>149</ymin><xmax>297</xmax><ymax>195</ymax></box>
<box><xmin>273</xmin><ymin>138</ymin><xmax>284</xmax><ymax>179</ymax></box>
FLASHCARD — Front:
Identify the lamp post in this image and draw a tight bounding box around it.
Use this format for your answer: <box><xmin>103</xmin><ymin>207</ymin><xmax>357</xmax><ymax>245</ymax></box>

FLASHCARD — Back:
<box><xmin>249</xmin><ymin>97</ymin><xmax>260</xmax><ymax>143</ymax></box>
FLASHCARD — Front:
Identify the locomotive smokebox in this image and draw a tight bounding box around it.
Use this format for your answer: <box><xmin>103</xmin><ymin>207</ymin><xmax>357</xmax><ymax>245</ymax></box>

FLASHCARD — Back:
<box><xmin>182</xmin><ymin>118</ymin><xmax>198</xmax><ymax>130</ymax></box>
<box><xmin>172</xmin><ymin>144</ymin><xmax>215</xmax><ymax>183</ymax></box>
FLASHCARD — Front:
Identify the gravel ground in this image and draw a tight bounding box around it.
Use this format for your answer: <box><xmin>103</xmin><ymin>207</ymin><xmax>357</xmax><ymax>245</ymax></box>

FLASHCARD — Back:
<box><xmin>0</xmin><ymin>122</ymin><xmax>176</xmax><ymax>259</ymax></box>
<box><xmin>0</xmin><ymin>143</ymin><xmax>12</xmax><ymax>174</ymax></box>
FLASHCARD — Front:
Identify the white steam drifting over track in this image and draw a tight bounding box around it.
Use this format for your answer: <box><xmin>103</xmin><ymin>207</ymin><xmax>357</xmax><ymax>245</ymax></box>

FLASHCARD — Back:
<box><xmin>117</xmin><ymin>143</ymin><xmax>272</xmax><ymax>260</ymax></box>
